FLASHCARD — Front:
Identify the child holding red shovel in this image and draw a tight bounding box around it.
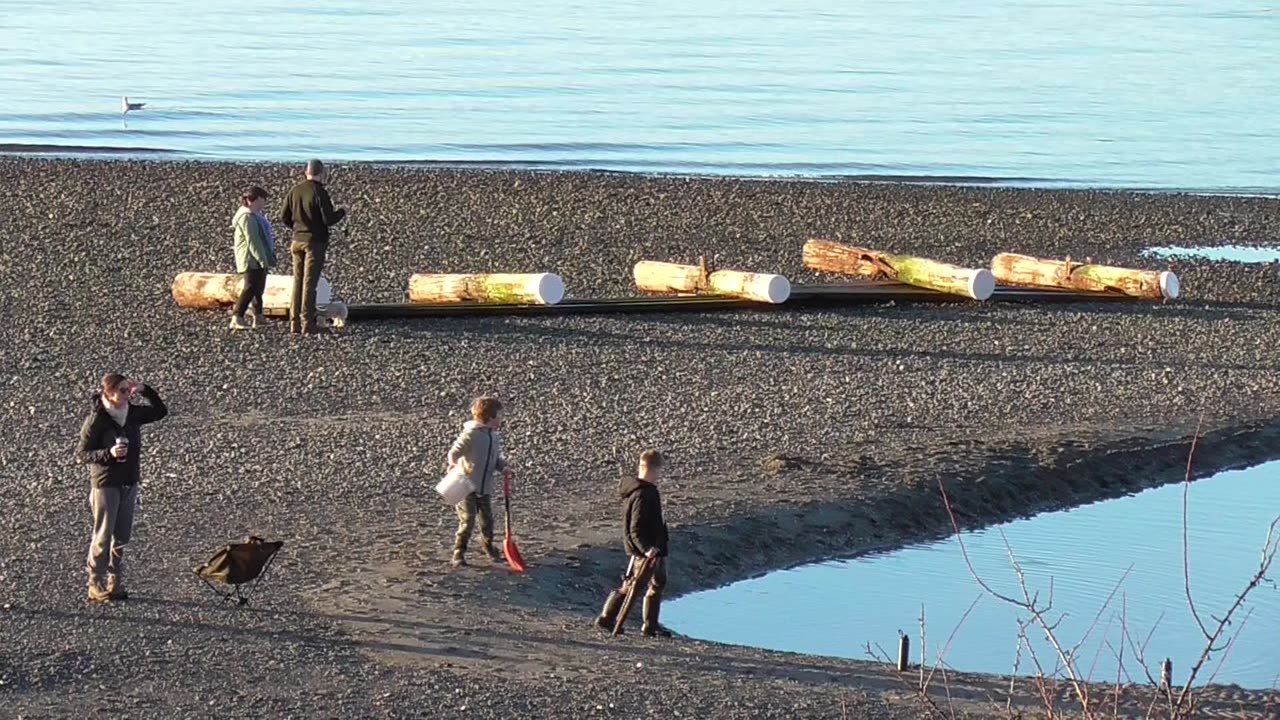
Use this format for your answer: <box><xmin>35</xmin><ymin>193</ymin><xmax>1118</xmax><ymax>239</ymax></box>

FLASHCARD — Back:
<box><xmin>445</xmin><ymin>396</ymin><xmax>516</xmax><ymax>568</ymax></box>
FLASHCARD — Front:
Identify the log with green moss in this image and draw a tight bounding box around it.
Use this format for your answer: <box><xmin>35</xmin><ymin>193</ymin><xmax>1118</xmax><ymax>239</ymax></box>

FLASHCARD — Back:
<box><xmin>407</xmin><ymin>273</ymin><xmax>566</xmax><ymax>305</ymax></box>
<box><xmin>803</xmin><ymin>239</ymin><xmax>995</xmax><ymax>300</ymax></box>
<box><xmin>990</xmin><ymin>253</ymin><xmax>1178</xmax><ymax>299</ymax></box>
<box><xmin>634</xmin><ymin>260</ymin><xmax>790</xmax><ymax>303</ymax></box>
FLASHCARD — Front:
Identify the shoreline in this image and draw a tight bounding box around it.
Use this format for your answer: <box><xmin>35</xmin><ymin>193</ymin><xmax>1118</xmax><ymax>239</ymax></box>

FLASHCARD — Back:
<box><xmin>4</xmin><ymin>150</ymin><xmax>1279</xmax><ymax>196</ymax></box>
<box><xmin>3</xmin><ymin>157</ymin><xmax>1279</xmax><ymax>717</ymax></box>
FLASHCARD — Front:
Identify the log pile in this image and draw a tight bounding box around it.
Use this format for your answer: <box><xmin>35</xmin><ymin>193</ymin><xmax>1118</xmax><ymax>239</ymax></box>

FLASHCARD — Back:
<box><xmin>803</xmin><ymin>239</ymin><xmax>995</xmax><ymax>300</ymax></box>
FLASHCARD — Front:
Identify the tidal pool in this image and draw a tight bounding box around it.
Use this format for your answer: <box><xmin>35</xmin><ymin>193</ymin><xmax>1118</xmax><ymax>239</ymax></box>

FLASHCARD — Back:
<box><xmin>667</xmin><ymin>461</ymin><xmax>1280</xmax><ymax>688</ymax></box>
<box><xmin>1145</xmin><ymin>245</ymin><xmax>1280</xmax><ymax>263</ymax></box>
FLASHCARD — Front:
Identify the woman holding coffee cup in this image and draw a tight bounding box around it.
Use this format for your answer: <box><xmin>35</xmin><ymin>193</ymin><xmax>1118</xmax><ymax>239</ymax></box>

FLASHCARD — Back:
<box><xmin>75</xmin><ymin>372</ymin><xmax>168</xmax><ymax>603</ymax></box>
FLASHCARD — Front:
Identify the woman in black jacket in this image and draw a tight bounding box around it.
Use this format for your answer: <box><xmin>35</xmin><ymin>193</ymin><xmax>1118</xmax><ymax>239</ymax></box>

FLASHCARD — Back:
<box><xmin>76</xmin><ymin>372</ymin><xmax>168</xmax><ymax>602</ymax></box>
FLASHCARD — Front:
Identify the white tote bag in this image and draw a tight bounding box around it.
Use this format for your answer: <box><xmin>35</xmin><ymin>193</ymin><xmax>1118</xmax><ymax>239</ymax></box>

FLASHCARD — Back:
<box><xmin>435</xmin><ymin>466</ymin><xmax>472</xmax><ymax>505</ymax></box>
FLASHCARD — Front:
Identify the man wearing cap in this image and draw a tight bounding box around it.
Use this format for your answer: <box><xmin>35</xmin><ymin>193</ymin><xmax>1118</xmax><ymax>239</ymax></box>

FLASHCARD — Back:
<box><xmin>280</xmin><ymin>159</ymin><xmax>346</xmax><ymax>335</ymax></box>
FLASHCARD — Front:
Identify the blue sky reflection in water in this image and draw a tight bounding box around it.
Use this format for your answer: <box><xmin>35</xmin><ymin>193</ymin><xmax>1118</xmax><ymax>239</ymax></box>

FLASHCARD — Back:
<box><xmin>0</xmin><ymin>0</ymin><xmax>1278</xmax><ymax>190</ymax></box>
<box><xmin>666</xmin><ymin>461</ymin><xmax>1280</xmax><ymax>689</ymax></box>
<box><xmin>1145</xmin><ymin>246</ymin><xmax>1280</xmax><ymax>264</ymax></box>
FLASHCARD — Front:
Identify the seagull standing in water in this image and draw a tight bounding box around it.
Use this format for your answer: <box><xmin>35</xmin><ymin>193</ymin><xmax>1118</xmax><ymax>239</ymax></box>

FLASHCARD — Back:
<box><xmin>121</xmin><ymin>96</ymin><xmax>146</xmax><ymax>114</ymax></box>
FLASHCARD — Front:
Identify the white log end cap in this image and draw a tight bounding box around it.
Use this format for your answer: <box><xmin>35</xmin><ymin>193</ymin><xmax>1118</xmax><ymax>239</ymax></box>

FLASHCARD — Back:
<box><xmin>533</xmin><ymin>273</ymin><xmax>566</xmax><ymax>305</ymax></box>
<box><xmin>967</xmin><ymin>269</ymin><xmax>996</xmax><ymax>301</ymax></box>
<box><xmin>1159</xmin><ymin>271</ymin><xmax>1180</xmax><ymax>300</ymax></box>
<box><xmin>757</xmin><ymin>274</ymin><xmax>792</xmax><ymax>304</ymax></box>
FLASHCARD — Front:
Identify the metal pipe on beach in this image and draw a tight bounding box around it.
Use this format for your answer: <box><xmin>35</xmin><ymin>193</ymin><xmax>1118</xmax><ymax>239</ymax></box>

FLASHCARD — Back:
<box><xmin>897</xmin><ymin>633</ymin><xmax>910</xmax><ymax>672</ymax></box>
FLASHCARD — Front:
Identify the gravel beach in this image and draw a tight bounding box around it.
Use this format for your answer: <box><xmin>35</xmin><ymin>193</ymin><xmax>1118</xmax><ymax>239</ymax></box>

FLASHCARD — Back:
<box><xmin>2</xmin><ymin>158</ymin><xmax>1278</xmax><ymax>718</ymax></box>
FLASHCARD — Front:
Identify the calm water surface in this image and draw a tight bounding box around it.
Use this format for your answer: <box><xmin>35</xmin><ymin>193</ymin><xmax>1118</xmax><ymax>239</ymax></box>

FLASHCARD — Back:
<box><xmin>1146</xmin><ymin>245</ymin><xmax>1280</xmax><ymax>263</ymax></box>
<box><xmin>666</xmin><ymin>461</ymin><xmax>1280</xmax><ymax>688</ymax></box>
<box><xmin>1</xmin><ymin>1</ymin><xmax>1277</xmax><ymax>190</ymax></box>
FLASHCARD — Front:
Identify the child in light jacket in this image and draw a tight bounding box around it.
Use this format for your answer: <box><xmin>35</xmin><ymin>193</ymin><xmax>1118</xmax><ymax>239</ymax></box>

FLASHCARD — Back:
<box><xmin>446</xmin><ymin>396</ymin><xmax>513</xmax><ymax>567</ymax></box>
<box><xmin>230</xmin><ymin>185</ymin><xmax>276</xmax><ymax>330</ymax></box>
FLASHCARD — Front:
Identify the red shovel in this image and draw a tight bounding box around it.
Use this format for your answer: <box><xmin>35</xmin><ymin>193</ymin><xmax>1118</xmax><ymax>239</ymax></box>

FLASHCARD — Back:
<box><xmin>502</xmin><ymin>470</ymin><xmax>527</xmax><ymax>573</ymax></box>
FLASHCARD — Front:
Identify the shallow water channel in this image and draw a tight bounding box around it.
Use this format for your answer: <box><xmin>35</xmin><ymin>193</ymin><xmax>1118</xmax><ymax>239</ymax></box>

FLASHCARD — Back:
<box><xmin>667</xmin><ymin>461</ymin><xmax>1280</xmax><ymax>689</ymax></box>
<box><xmin>1145</xmin><ymin>245</ymin><xmax>1280</xmax><ymax>263</ymax></box>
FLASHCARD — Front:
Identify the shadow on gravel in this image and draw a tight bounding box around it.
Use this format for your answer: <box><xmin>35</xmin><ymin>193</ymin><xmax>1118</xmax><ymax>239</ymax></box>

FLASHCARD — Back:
<box><xmin>7</xmin><ymin>600</ymin><xmax>343</xmax><ymax>647</ymax></box>
<box><xmin>453</xmin><ymin>322</ymin><xmax>1274</xmax><ymax>373</ymax></box>
<box><xmin>305</xmin><ymin>607</ymin><xmax>900</xmax><ymax>688</ymax></box>
<box><xmin>1020</xmin><ymin>299</ymin><xmax>1277</xmax><ymax>319</ymax></box>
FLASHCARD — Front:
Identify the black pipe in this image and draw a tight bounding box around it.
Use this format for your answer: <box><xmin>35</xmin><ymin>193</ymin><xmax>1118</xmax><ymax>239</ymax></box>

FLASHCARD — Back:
<box><xmin>261</xmin><ymin>282</ymin><xmax>1136</xmax><ymax>321</ymax></box>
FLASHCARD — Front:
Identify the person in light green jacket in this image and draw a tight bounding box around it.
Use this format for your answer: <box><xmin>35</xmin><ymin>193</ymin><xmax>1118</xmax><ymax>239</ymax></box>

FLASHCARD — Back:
<box><xmin>230</xmin><ymin>186</ymin><xmax>276</xmax><ymax>331</ymax></box>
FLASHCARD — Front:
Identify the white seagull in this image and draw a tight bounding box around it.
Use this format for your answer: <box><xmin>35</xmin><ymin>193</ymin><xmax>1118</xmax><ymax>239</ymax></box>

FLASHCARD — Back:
<box><xmin>121</xmin><ymin>96</ymin><xmax>146</xmax><ymax>114</ymax></box>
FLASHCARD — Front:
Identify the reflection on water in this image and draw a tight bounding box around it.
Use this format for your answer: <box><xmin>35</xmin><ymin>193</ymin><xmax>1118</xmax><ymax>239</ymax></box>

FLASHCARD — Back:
<box><xmin>667</xmin><ymin>461</ymin><xmax>1280</xmax><ymax>689</ymax></box>
<box><xmin>1145</xmin><ymin>246</ymin><xmax>1280</xmax><ymax>263</ymax></box>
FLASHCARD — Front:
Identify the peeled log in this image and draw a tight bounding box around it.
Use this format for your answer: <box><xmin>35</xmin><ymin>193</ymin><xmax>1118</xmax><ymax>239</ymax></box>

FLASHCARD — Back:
<box><xmin>633</xmin><ymin>260</ymin><xmax>708</xmax><ymax>294</ymax></box>
<box><xmin>407</xmin><ymin>273</ymin><xmax>565</xmax><ymax>305</ymax></box>
<box><xmin>708</xmin><ymin>270</ymin><xmax>791</xmax><ymax>304</ymax></box>
<box><xmin>171</xmin><ymin>272</ymin><xmax>332</xmax><ymax>309</ymax></box>
<box><xmin>990</xmin><ymin>253</ymin><xmax>1178</xmax><ymax>299</ymax></box>
<box><xmin>633</xmin><ymin>261</ymin><xmax>790</xmax><ymax>303</ymax></box>
<box><xmin>803</xmin><ymin>239</ymin><xmax>995</xmax><ymax>300</ymax></box>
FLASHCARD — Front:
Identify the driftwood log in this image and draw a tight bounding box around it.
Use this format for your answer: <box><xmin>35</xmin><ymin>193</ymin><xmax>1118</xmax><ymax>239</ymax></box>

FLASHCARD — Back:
<box><xmin>171</xmin><ymin>272</ymin><xmax>332</xmax><ymax>310</ymax></box>
<box><xmin>803</xmin><ymin>239</ymin><xmax>995</xmax><ymax>300</ymax></box>
<box><xmin>633</xmin><ymin>260</ymin><xmax>709</xmax><ymax>294</ymax></box>
<box><xmin>407</xmin><ymin>273</ymin><xmax>566</xmax><ymax>305</ymax></box>
<box><xmin>633</xmin><ymin>260</ymin><xmax>791</xmax><ymax>304</ymax></box>
<box><xmin>991</xmin><ymin>253</ymin><xmax>1179</xmax><ymax>299</ymax></box>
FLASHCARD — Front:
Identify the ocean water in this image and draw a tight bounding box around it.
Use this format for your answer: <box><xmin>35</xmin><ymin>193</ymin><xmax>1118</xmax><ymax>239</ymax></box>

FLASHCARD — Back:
<box><xmin>0</xmin><ymin>1</ymin><xmax>1277</xmax><ymax>190</ymax></box>
<box><xmin>666</xmin><ymin>461</ymin><xmax>1280</xmax><ymax>689</ymax></box>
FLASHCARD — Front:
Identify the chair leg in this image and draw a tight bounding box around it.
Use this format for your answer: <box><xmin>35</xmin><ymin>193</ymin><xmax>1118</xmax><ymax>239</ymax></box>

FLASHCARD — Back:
<box><xmin>238</xmin><ymin>551</ymin><xmax>280</xmax><ymax>606</ymax></box>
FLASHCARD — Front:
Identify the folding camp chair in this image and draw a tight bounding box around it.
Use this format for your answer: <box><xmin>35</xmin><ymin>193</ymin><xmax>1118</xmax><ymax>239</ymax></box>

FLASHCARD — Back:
<box><xmin>193</xmin><ymin>536</ymin><xmax>283</xmax><ymax>606</ymax></box>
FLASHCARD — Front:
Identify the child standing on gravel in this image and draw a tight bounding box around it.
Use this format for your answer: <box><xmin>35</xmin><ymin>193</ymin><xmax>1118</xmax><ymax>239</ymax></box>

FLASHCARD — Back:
<box><xmin>595</xmin><ymin>449</ymin><xmax>673</xmax><ymax>637</ymax></box>
<box><xmin>445</xmin><ymin>397</ymin><xmax>514</xmax><ymax>568</ymax></box>
<box><xmin>229</xmin><ymin>185</ymin><xmax>275</xmax><ymax>330</ymax></box>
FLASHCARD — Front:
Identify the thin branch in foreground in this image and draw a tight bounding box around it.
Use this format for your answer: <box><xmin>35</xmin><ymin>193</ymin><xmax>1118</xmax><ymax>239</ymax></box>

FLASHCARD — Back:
<box><xmin>1182</xmin><ymin>411</ymin><xmax>1213</xmax><ymax>641</ymax></box>
<box><xmin>923</xmin><ymin>594</ymin><xmax>982</xmax><ymax>693</ymax></box>
<box><xmin>919</xmin><ymin>602</ymin><xmax>926</xmax><ymax>691</ymax></box>
<box><xmin>865</xmin><ymin>641</ymin><xmax>950</xmax><ymax>719</ymax></box>
<box><xmin>997</xmin><ymin>528</ymin><xmax>1093</xmax><ymax>713</ymax></box>
<box><xmin>1070</xmin><ymin>564</ymin><xmax>1135</xmax><ymax>670</ymax></box>
<box><xmin>1172</xmin><ymin>513</ymin><xmax>1280</xmax><ymax>715</ymax></box>
<box><xmin>1085</xmin><ymin>612</ymin><xmax>1117</xmax><ymax>684</ymax></box>
<box><xmin>939</xmin><ymin>478</ymin><xmax>1096</xmax><ymax>717</ymax></box>
<box><xmin>1204</xmin><ymin>607</ymin><xmax>1253</xmax><ymax>687</ymax></box>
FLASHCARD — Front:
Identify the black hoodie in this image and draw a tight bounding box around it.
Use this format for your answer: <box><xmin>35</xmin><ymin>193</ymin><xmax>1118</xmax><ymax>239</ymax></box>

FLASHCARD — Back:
<box><xmin>619</xmin><ymin>476</ymin><xmax>669</xmax><ymax>558</ymax></box>
<box><xmin>76</xmin><ymin>385</ymin><xmax>168</xmax><ymax>489</ymax></box>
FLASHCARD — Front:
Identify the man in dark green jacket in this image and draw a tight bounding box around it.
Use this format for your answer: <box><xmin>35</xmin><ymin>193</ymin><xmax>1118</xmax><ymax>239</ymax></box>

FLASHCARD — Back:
<box><xmin>280</xmin><ymin>159</ymin><xmax>346</xmax><ymax>335</ymax></box>
<box><xmin>76</xmin><ymin>373</ymin><xmax>168</xmax><ymax>602</ymax></box>
<box><xmin>595</xmin><ymin>449</ymin><xmax>673</xmax><ymax>637</ymax></box>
